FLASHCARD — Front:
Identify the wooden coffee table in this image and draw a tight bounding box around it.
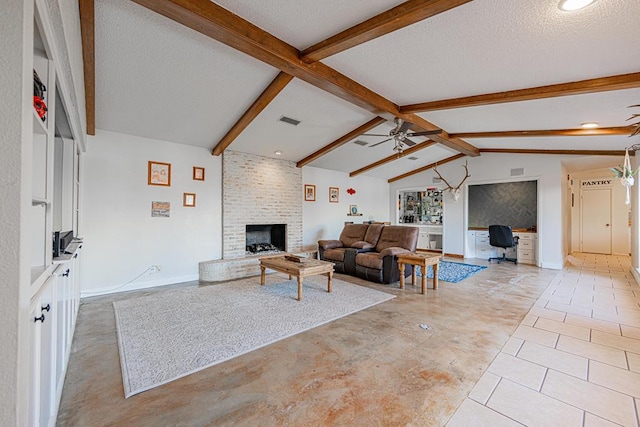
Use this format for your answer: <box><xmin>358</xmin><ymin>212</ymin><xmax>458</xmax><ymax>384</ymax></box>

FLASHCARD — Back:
<box><xmin>397</xmin><ymin>252</ymin><xmax>441</xmax><ymax>294</ymax></box>
<box><xmin>259</xmin><ymin>255</ymin><xmax>334</xmax><ymax>301</ymax></box>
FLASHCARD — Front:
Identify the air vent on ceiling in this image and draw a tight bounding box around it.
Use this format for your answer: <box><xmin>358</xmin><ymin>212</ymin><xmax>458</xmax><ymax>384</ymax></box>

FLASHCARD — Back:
<box><xmin>511</xmin><ymin>167</ymin><xmax>524</xmax><ymax>177</ymax></box>
<box><xmin>352</xmin><ymin>140</ymin><xmax>368</xmax><ymax>146</ymax></box>
<box><xmin>278</xmin><ymin>116</ymin><xmax>301</xmax><ymax>126</ymax></box>
<box><xmin>407</xmin><ymin>156</ymin><xmax>419</xmax><ymax>160</ymax></box>
<box><xmin>433</xmin><ymin>177</ymin><xmax>442</xmax><ymax>184</ymax></box>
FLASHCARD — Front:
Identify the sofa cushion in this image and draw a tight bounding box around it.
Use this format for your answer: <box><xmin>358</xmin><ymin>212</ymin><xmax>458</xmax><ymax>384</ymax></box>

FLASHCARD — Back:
<box><xmin>375</xmin><ymin>226</ymin><xmax>419</xmax><ymax>252</ymax></box>
<box><xmin>355</xmin><ymin>252</ymin><xmax>384</xmax><ymax>270</ymax></box>
<box><xmin>351</xmin><ymin>241</ymin><xmax>375</xmax><ymax>250</ymax></box>
<box><xmin>323</xmin><ymin>248</ymin><xmax>346</xmax><ymax>262</ymax></box>
<box><xmin>339</xmin><ymin>224</ymin><xmax>370</xmax><ymax>247</ymax></box>
<box><xmin>363</xmin><ymin>224</ymin><xmax>384</xmax><ymax>246</ymax></box>
<box><xmin>318</xmin><ymin>239</ymin><xmax>343</xmax><ymax>250</ymax></box>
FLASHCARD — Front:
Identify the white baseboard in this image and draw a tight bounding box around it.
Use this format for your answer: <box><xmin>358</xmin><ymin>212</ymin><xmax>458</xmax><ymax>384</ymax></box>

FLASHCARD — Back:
<box><xmin>81</xmin><ymin>274</ymin><xmax>199</xmax><ymax>298</ymax></box>
<box><xmin>631</xmin><ymin>268</ymin><xmax>640</xmax><ymax>286</ymax></box>
<box><xmin>540</xmin><ymin>261</ymin><xmax>564</xmax><ymax>270</ymax></box>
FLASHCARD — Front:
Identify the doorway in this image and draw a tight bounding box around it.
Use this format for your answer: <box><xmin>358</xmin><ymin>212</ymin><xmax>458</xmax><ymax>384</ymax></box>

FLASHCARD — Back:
<box><xmin>581</xmin><ymin>188</ymin><xmax>612</xmax><ymax>254</ymax></box>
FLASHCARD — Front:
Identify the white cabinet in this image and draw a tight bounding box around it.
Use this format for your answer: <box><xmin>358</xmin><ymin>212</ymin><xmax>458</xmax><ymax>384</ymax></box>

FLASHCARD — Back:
<box><xmin>29</xmin><ymin>243</ymin><xmax>82</xmax><ymax>427</ymax></box>
<box><xmin>471</xmin><ymin>230</ymin><xmax>537</xmax><ymax>265</ymax></box>
<box><xmin>415</xmin><ymin>225</ymin><xmax>443</xmax><ymax>251</ymax></box>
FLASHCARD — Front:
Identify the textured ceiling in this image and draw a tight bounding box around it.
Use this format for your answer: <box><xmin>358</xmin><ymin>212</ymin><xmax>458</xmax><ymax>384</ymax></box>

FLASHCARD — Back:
<box><xmin>93</xmin><ymin>0</ymin><xmax>640</xmax><ymax>179</ymax></box>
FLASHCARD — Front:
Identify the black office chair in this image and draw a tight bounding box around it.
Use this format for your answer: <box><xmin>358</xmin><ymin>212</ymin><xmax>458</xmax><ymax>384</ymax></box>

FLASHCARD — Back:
<box><xmin>488</xmin><ymin>225</ymin><xmax>518</xmax><ymax>264</ymax></box>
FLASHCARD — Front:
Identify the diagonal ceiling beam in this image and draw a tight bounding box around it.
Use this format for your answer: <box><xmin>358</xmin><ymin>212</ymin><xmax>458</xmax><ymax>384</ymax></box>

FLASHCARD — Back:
<box><xmin>131</xmin><ymin>0</ymin><xmax>478</xmax><ymax>157</ymax></box>
<box><xmin>215</xmin><ymin>0</ymin><xmax>473</xmax><ymax>157</ymax></box>
<box><xmin>401</xmin><ymin>72</ymin><xmax>640</xmax><ymax>113</ymax></box>
<box><xmin>350</xmin><ymin>141</ymin><xmax>437</xmax><ymax>177</ymax></box>
<box><xmin>403</xmin><ymin>114</ymin><xmax>479</xmax><ymax>156</ymax></box>
<box><xmin>79</xmin><ymin>0</ymin><xmax>95</xmax><ymax>135</ymax></box>
<box><xmin>212</xmin><ymin>72</ymin><xmax>293</xmax><ymax>155</ymax></box>
<box><xmin>296</xmin><ymin>117</ymin><xmax>386</xmax><ymax>167</ymax></box>
<box><xmin>388</xmin><ymin>153</ymin><xmax>466</xmax><ymax>183</ymax></box>
<box><xmin>450</xmin><ymin>126</ymin><xmax>634</xmax><ymax>139</ymax></box>
<box><xmin>300</xmin><ymin>0</ymin><xmax>473</xmax><ymax>62</ymax></box>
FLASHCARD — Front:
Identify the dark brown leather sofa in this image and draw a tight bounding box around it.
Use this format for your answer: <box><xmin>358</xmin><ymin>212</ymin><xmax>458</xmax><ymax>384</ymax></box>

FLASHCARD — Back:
<box><xmin>318</xmin><ymin>224</ymin><xmax>384</xmax><ymax>275</ymax></box>
<box><xmin>354</xmin><ymin>225</ymin><xmax>419</xmax><ymax>284</ymax></box>
<box><xmin>318</xmin><ymin>224</ymin><xmax>418</xmax><ymax>283</ymax></box>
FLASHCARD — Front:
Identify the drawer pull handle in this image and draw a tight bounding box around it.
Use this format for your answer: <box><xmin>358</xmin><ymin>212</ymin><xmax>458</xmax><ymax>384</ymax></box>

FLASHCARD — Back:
<box><xmin>62</xmin><ymin>269</ymin><xmax>70</xmax><ymax>277</ymax></box>
<box><xmin>41</xmin><ymin>304</ymin><xmax>50</xmax><ymax>312</ymax></box>
<box><xmin>34</xmin><ymin>314</ymin><xmax>45</xmax><ymax>323</ymax></box>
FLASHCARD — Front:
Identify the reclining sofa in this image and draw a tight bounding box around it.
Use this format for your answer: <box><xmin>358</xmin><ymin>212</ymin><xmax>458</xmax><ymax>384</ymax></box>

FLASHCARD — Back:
<box><xmin>318</xmin><ymin>223</ymin><xmax>419</xmax><ymax>284</ymax></box>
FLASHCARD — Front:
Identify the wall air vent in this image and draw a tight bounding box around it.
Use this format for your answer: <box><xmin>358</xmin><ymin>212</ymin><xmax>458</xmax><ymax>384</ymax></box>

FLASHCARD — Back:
<box><xmin>511</xmin><ymin>168</ymin><xmax>525</xmax><ymax>177</ymax></box>
<box><xmin>407</xmin><ymin>156</ymin><xmax>419</xmax><ymax>160</ymax></box>
<box><xmin>278</xmin><ymin>116</ymin><xmax>301</xmax><ymax>126</ymax></box>
<box><xmin>352</xmin><ymin>140</ymin><xmax>368</xmax><ymax>146</ymax></box>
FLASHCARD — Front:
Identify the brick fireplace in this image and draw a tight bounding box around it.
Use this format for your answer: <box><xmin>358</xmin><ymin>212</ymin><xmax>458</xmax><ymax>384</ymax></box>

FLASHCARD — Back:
<box><xmin>200</xmin><ymin>150</ymin><xmax>306</xmax><ymax>281</ymax></box>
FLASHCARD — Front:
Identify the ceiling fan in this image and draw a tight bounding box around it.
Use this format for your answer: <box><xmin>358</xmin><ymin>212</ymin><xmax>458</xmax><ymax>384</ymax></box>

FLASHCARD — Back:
<box><xmin>362</xmin><ymin>118</ymin><xmax>442</xmax><ymax>153</ymax></box>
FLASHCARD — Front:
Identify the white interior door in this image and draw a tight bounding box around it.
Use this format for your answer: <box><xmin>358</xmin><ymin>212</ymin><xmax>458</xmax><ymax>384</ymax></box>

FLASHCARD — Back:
<box><xmin>581</xmin><ymin>188</ymin><xmax>612</xmax><ymax>254</ymax></box>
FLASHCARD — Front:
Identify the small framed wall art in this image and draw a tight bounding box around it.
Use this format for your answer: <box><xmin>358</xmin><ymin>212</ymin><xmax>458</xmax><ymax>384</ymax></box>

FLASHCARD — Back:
<box><xmin>329</xmin><ymin>187</ymin><xmax>339</xmax><ymax>203</ymax></box>
<box><xmin>193</xmin><ymin>166</ymin><xmax>205</xmax><ymax>181</ymax></box>
<box><xmin>151</xmin><ymin>201</ymin><xmax>170</xmax><ymax>217</ymax></box>
<box><xmin>183</xmin><ymin>193</ymin><xmax>196</xmax><ymax>207</ymax></box>
<box><xmin>349</xmin><ymin>204</ymin><xmax>358</xmax><ymax>215</ymax></box>
<box><xmin>148</xmin><ymin>161</ymin><xmax>171</xmax><ymax>186</ymax></box>
<box><xmin>304</xmin><ymin>184</ymin><xmax>316</xmax><ymax>201</ymax></box>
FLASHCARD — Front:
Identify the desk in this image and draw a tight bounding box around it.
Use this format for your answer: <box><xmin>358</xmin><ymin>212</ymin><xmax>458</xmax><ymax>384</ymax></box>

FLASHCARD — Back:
<box><xmin>397</xmin><ymin>253</ymin><xmax>441</xmax><ymax>294</ymax></box>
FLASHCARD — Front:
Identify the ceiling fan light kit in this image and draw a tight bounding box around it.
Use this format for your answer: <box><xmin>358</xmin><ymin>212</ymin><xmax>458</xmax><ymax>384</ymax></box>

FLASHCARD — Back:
<box><xmin>362</xmin><ymin>118</ymin><xmax>442</xmax><ymax>153</ymax></box>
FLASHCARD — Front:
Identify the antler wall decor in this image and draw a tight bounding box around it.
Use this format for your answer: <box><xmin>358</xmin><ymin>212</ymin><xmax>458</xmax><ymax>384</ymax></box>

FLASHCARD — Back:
<box><xmin>433</xmin><ymin>160</ymin><xmax>470</xmax><ymax>202</ymax></box>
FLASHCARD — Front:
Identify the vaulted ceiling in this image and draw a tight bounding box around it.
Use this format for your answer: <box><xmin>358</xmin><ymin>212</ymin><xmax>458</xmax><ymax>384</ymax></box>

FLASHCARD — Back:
<box><xmin>82</xmin><ymin>0</ymin><xmax>640</xmax><ymax>181</ymax></box>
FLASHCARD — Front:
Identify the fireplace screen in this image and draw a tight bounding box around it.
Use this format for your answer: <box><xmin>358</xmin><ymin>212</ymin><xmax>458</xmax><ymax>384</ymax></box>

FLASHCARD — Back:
<box><xmin>246</xmin><ymin>224</ymin><xmax>286</xmax><ymax>254</ymax></box>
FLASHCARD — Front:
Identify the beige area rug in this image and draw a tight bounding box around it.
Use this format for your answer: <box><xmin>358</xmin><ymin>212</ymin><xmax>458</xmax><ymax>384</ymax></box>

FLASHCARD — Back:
<box><xmin>113</xmin><ymin>275</ymin><xmax>394</xmax><ymax>397</ymax></box>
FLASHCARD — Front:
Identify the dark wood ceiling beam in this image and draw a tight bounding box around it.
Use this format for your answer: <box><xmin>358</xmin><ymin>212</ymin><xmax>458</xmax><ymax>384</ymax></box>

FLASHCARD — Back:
<box><xmin>300</xmin><ymin>0</ymin><xmax>473</xmax><ymax>62</ymax></box>
<box><xmin>400</xmin><ymin>72</ymin><xmax>640</xmax><ymax>113</ymax></box>
<box><xmin>296</xmin><ymin>117</ymin><xmax>386</xmax><ymax>167</ymax></box>
<box><xmin>450</xmin><ymin>126</ymin><xmax>634</xmax><ymax>139</ymax></box>
<box><xmin>388</xmin><ymin>153</ymin><xmax>466</xmax><ymax>183</ymax></box>
<box><xmin>212</xmin><ymin>72</ymin><xmax>293</xmax><ymax>156</ymax></box>
<box><xmin>79</xmin><ymin>0</ymin><xmax>95</xmax><ymax>135</ymax></box>
<box><xmin>479</xmin><ymin>148</ymin><xmax>627</xmax><ymax>156</ymax></box>
<box><xmin>350</xmin><ymin>141</ymin><xmax>437</xmax><ymax>177</ymax></box>
<box><xmin>132</xmin><ymin>0</ymin><xmax>479</xmax><ymax>157</ymax></box>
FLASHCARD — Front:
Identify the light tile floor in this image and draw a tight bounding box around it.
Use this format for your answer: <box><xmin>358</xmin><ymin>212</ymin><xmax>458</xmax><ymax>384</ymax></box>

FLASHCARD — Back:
<box><xmin>447</xmin><ymin>253</ymin><xmax>640</xmax><ymax>427</ymax></box>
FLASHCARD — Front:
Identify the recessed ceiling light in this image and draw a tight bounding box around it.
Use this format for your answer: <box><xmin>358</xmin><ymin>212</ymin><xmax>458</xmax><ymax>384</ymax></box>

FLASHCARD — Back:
<box><xmin>558</xmin><ymin>0</ymin><xmax>596</xmax><ymax>11</ymax></box>
<box><xmin>274</xmin><ymin>150</ymin><xmax>282</xmax><ymax>155</ymax></box>
<box><xmin>580</xmin><ymin>122</ymin><xmax>599</xmax><ymax>129</ymax></box>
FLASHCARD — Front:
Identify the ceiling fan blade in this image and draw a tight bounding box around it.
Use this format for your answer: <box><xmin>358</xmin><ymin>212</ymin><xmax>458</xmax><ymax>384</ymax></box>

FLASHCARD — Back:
<box><xmin>360</xmin><ymin>133</ymin><xmax>391</xmax><ymax>137</ymax></box>
<box><xmin>368</xmin><ymin>137</ymin><xmax>393</xmax><ymax>148</ymax></box>
<box><xmin>408</xmin><ymin>129</ymin><xmax>442</xmax><ymax>137</ymax></box>
<box><xmin>397</xmin><ymin>119</ymin><xmax>412</xmax><ymax>134</ymax></box>
<box><xmin>403</xmin><ymin>137</ymin><xmax>417</xmax><ymax>147</ymax></box>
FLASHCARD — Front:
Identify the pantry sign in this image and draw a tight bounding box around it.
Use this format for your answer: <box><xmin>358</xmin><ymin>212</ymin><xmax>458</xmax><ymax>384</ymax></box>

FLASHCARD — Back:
<box><xmin>581</xmin><ymin>179</ymin><xmax>613</xmax><ymax>187</ymax></box>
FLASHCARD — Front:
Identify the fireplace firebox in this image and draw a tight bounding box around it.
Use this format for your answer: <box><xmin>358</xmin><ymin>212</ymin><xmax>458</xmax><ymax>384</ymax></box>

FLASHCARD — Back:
<box><xmin>246</xmin><ymin>224</ymin><xmax>286</xmax><ymax>254</ymax></box>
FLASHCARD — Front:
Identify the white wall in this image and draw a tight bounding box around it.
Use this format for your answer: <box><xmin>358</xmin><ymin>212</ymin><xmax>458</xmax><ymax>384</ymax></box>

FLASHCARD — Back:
<box><xmin>389</xmin><ymin>153</ymin><xmax>581</xmax><ymax>269</ymax></box>
<box><xmin>302</xmin><ymin>167</ymin><xmax>390</xmax><ymax>250</ymax></box>
<box><xmin>80</xmin><ymin>130</ymin><xmax>222</xmax><ymax>295</ymax></box>
<box><xmin>570</xmin><ymin>168</ymin><xmax>630</xmax><ymax>255</ymax></box>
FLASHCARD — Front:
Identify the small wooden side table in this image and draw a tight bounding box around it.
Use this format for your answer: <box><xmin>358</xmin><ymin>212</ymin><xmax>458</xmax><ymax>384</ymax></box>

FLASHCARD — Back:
<box><xmin>397</xmin><ymin>253</ymin><xmax>441</xmax><ymax>294</ymax></box>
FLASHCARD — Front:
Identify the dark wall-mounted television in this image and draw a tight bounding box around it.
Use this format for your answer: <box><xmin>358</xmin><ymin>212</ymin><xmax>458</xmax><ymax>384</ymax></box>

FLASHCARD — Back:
<box><xmin>53</xmin><ymin>230</ymin><xmax>74</xmax><ymax>258</ymax></box>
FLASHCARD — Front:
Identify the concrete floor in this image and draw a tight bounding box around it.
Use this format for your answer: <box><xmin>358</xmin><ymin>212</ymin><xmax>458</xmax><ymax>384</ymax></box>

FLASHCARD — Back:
<box><xmin>57</xmin><ymin>258</ymin><xmax>557</xmax><ymax>426</ymax></box>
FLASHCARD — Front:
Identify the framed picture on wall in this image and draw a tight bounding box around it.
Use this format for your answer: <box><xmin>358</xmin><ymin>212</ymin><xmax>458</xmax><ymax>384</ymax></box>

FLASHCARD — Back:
<box><xmin>349</xmin><ymin>204</ymin><xmax>358</xmax><ymax>215</ymax></box>
<box><xmin>183</xmin><ymin>193</ymin><xmax>196</xmax><ymax>207</ymax></box>
<box><xmin>304</xmin><ymin>184</ymin><xmax>316</xmax><ymax>201</ymax></box>
<box><xmin>148</xmin><ymin>161</ymin><xmax>171</xmax><ymax>186</ymax></box>
<box><xmin>329</xmin><ymin>187</ymin><xmax>339</xmax><ymax>203</ymax></box>
<box><xmin>193</xmin><ymin>166</ymin><xmax>205</xmax><ymax>181</ymax></box>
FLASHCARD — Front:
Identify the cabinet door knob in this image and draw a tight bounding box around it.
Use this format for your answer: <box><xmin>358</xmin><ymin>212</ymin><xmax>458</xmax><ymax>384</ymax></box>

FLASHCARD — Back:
<box><xmin>34</xmin><ymin>314</ymin><xmax>45</xmax><ymax>323</ymax></box>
